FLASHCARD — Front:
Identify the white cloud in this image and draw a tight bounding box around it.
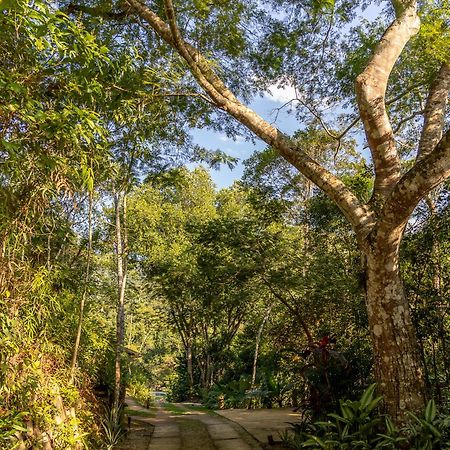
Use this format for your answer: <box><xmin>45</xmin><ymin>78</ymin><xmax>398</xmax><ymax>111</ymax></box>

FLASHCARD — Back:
<box><xmin>218</xmin><ymin>134</ymin><xmax>245</xmax><ymax>144</ymax></box>
<box><xmin>264</xmin><ymin>83</ymin><xmax>298</xmax><ymax>104</ymax></box>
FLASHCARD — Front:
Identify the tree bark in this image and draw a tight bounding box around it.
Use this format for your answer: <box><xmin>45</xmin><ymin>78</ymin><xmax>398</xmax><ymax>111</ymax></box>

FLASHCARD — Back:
<box><xmin>363</xmin><ymin>229</ymin><xmax>426</xmax><ymax>420</ymax></box>
<box><xmin>113</xmin><ymin>191</ymin><xmax>128</xmax><ymax>423</ymax></box>
<box><xmin>121</xmin><ymin>0</ymin><xmax>450</xmax><ymax>421</ymax></box>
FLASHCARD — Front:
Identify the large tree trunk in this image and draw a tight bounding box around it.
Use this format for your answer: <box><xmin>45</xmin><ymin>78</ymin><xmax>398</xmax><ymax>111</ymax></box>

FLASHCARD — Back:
<box><xmin>364</xmin><ymin>229</ymin><xmax>425</xmax><ymax>420</ymax></box>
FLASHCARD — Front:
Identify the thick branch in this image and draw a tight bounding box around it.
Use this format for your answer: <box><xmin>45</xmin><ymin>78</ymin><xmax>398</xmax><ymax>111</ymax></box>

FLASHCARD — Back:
<box><xmin>164</xmin><ymin>0</ymin><xmax>184</xmax><ymax>49</ymax></box>
<box><xmin>124</xmin><ymin>0</ymin><xmax>374</xmax><ymax>235</ymax></box>
<box><xmin>418</xmin><ymin>62</ymin><xmax>450</xmax><ymax>159</ymax></box>
<box><xmin>355</xmin><ymin>4</ymin><xmax>420</xmax><ymax>200</ymax></box>
<box><xmin>381</xmin><ymin>129</ymin><xmax>450</xmax><ymax>231</ymax></box>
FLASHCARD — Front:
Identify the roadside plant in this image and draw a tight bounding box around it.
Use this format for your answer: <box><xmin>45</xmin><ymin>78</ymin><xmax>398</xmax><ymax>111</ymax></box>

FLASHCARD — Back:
<box><xmin>282</xmin><ymin>385</ymin><xmax>450</xmax><ymax>449</ymax></box>
<box><xmin>100</xmin><ymin>405</ymin><xmax>125</xmax><ymax>449</ymax></box>
<box><xmin>0</xmin><ymin>411</ymin><xmax>27</xmax><ymax>448</ymax></box>
<box><xmin>402</xmin><ymin>400</ymin><xmax>450</xmax><ymax>449</ymax></box>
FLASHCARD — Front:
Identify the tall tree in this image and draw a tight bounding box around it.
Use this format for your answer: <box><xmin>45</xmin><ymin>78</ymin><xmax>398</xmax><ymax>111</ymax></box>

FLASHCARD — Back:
<box><xmin>112</xmin><ymin>190</ymin><xmax>128</xmax><ymax>420</ymax></box>
<box><xmin>110</xmin><ymin>0</ymin><xmax>449</xmax><ymax>419</ymax></box>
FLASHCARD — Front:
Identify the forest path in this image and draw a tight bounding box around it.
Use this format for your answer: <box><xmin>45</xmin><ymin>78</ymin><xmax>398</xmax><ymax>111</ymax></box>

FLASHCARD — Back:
<box><xmin>120</xmin><ymin>397</ymin><xmax>264</xmax><ymax>450</ymax></box>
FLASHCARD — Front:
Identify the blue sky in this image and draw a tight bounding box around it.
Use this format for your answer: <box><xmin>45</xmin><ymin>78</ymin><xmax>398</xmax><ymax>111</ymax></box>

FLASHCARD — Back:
<box><xmin>189</xmin><ymin>2</ymin><xmax>383</xmax><ymax>190</ymax></box>
<box><xmin>191</xmin><ymin>84</ymin><xmax>302</xmax><ymax>189</ymax></box>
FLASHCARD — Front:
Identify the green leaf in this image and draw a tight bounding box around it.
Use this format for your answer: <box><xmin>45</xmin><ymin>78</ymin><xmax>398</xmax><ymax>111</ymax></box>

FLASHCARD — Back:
<box><xmin>360</xmin><ymin>383</ymin><xmax>376</xmax><ymax>408</ymax></box>
<box><xmin>304</xmin><ymin>435</ymin><xmax>327</xmax><ymax>448</ymax></box>
<box><xmin>423</xmin><ymin>421</ymin><xmax>441</xmax><ymax>438</ymax></box>
<box><xmin>8</xmin><ymin>82</ymin><xmax>25</xmax><ymax>94</ymax></box>
<box><xmin>385</xmin><ymin>416</ymin><xmax>395</xmax><ymax>435</ymax></box>
<box><xmin>366</xmin><ymin>396</ymin><xmax>383</xmax><ymax>413</ymax></box>
<box><xmin>341</xmin><ymin>423</ymin><xmax>349</xmax><ymax>438</ymax></box>
<box><xmin>340</xmin><ymin>403</ymin><xmax>354</xmax><ymax>420</ymax></box>
<box><xmin>328</xmin><ymin>413</ymin><xmax>349</xmax><ymax>424</ymax></box>
<box><xmin>424</xmin><ymin>399</ymin><xmax>436</xmax><ymax>423</ymax></box>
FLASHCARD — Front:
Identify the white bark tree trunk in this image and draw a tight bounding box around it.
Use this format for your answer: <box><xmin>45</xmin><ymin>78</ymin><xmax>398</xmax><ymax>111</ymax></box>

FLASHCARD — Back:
<box><xmin>186</xmin><ymin>344</ymin><xmax>194</xmax><ymax>391</ymax></box>
<box><xmin>363</xmin><ymin>229</ymin><xmax>425</xmax><ymax>420</ymax></box>
<box><xmin>113</xmin><ymin>191</ymin><xmax>127</xmax><ymax>423</ymax></box>
<box><xmin>251</xmin><ymin>303</ymin><xmax>273</xmax><ymax>388</ymax></box>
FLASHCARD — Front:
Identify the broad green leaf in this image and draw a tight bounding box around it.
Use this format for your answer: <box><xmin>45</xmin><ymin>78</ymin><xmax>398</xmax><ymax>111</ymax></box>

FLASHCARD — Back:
<box><xmin>424</xmin><ymin>399</ymin><xmax>437</xmax><ymax>423</ymax></box>
<box><xmin>360</xmin><ymin>383</ymin><xmax>376</xmax><ymax>408</ymax></box>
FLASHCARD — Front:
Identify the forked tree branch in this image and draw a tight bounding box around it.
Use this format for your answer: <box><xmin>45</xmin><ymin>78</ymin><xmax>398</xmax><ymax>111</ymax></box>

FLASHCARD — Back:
<box><xmin>355</xmin><ymin>3</ymin><xmax>420</xmax><ymax>201</ymax></box>
<box><xmin>124</xmin><ymin>0</ymin><xmax>375</xmax><ymax>235</ymax></box>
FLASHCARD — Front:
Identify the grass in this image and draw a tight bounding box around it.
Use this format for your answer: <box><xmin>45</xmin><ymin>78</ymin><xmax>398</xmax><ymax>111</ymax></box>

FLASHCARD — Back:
<box><xmin>124</xmin><ymin>407</ymin><xmax>156</xmax><ymax>418</ymax></box>
<box><xmin>181</xmin><ymin>403</ymin><xmax>209</xmax><ymax>412</ymax></box>
<box><xmin>162</xmin><ymin>402</ymin><xmax>211</xmax><ymax>415</ymax></box>
<box><xmin>162</xmin><ymin>403</ymin><xmax>188</xmax><ymax>415</ymax></box>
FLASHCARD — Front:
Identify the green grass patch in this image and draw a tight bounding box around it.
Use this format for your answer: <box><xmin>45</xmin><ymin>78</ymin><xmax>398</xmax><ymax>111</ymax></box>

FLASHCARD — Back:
<box><xmin>182</xmin><ymin>403</ymin><xmax>210</xmax><ymax>412</ymax></box>
<box><xmin>163</xmin><ymin>402</ymin><xmax>213</xmax><ymax>416</ymax></box>
<box><xmin>162</xmin><ymin>402</ymin><xmax>188</xmax><ymax>415</ymax></box>
<box><xmin>124</xmin><ymin>407</ymin><xmax>156</xmax><ymax>418</ymax></box>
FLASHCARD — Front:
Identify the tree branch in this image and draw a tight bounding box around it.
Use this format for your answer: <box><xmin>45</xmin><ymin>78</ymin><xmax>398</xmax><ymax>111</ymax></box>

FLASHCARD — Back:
<box><xmin>381</xmin><ymin>129</ymin><xmax>450</xmax><ymax>231</ymax></box>
<box><xmin>418</xmin><ymin>62</ymin><xmax>450</xmax><ymax>159</ymax></box>
<box><xmin>393</xmin><ymin>110</ymin><xmax>423</xmax><ymax>134</ymax></box>
<box><xmin>124</xmin><ymin>0</ymin><xmax>375</xmax><ymax>235</ymax></box>
<box><xmin>355</xmin><ymin>3</ymin><xmax>420</xmax><ymax>200</ymax></box>
<box><xmin>66</xmin><ymin>3</ymin><xmax>133</xmax><ymax>21</ymax></box>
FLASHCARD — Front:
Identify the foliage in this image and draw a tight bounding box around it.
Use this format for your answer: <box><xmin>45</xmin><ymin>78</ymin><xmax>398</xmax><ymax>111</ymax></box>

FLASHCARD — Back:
<box><xmin>126</xmin><ymin>365</ymin><xmax>154</xmax><ymax>407</ymax></box>
<box><xmin>0</xmin><ymin>0</ymin><xmax>449</xmax><ymax>443</ymax></box>
<box><xmin>0</xmin><ymin>410</ymin><xmax>27</xmax><ymax>448</ymax></box>
<box><xmin>282</xmin><ymin>385</ymin><xmax>450</xmax><ymax>449</ymax></box>
<box><xmin>100</xmin><ymin>404</ymin><xmax>125</xmax><ymax>450</ymax></box>
<box><xmin>297</xmin><ymin>337</ymin><xmax>349</xmax><ymax>418</ymax></box>
<box><xmin>203</xmin><ymin>378</ymin><xmax>252</xmax><ymax>409</ymax></box>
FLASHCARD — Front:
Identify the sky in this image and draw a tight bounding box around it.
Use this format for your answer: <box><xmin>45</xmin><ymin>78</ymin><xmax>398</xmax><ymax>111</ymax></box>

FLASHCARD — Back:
<box><xmin>189</xmin><ymin>2</ymin><xmax>383</xmax><ymax>190</ymax></box>
<box><xmin>191</xmin><ymin>85</ymin><xmax>302</xmax><ymax>189</ymax></box>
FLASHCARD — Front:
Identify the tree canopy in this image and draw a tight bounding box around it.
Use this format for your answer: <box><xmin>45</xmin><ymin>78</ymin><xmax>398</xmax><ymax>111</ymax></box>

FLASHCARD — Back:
<box><xmin>0</xmin><ymin>0</ymin><xmax>449</xmax><ymax>448</ymax></box>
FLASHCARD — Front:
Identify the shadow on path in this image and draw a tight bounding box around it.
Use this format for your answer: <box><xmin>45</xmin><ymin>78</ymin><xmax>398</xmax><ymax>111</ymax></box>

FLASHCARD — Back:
<box><xmin>121</xmin><ymin>397</ymin><xmax>294</xmax><ymax>449</ymax></box>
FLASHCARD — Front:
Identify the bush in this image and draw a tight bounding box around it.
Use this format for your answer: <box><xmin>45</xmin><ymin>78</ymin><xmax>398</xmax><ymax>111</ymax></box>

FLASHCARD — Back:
<box><xmin>282</xmin><ymin>384</ymin><xmax>450</xmax><ymax>449</ymax></box>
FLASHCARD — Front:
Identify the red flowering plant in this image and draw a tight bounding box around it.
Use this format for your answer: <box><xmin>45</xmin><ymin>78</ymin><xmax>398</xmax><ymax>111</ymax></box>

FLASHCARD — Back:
<box><xmin>298</xmin><ymin>335</ymin><xmax>349</xmax><ymax>419</ymax></box>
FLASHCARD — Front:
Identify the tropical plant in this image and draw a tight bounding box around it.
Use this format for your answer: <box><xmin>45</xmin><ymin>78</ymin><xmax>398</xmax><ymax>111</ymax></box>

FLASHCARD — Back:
<box><xmin>282</xmin><ymin>385</ymin><xmax>450</xmax><ymax>449</ymax></box>
<box><xmin>100</xmin><ymin>405</ymin><xmax>125</xmax><ymax>450</ymax></box>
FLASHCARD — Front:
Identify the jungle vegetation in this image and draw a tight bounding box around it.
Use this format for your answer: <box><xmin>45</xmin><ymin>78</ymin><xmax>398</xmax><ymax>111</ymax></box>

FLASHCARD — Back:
<box><xmin>0</xmin><ymin>0</ymin><xmax>449</xmax><ymax>448</ymax></box>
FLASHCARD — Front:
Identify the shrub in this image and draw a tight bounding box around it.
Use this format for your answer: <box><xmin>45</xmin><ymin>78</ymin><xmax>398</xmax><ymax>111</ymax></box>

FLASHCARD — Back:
<box><xmin>282</xmin><ymin>384</ymin><xmax>450</xmax><ymax>449</ymax></box>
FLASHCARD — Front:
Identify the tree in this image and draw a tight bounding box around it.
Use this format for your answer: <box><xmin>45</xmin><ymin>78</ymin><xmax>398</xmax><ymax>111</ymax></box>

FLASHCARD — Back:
<box><xmin>0</xmin><ymin>1</ymin><xmax>120</xmax><ymax>445</ymax></box>
<box><xmin>115</xmin><ymin>0</ymin><xmax>449</xmax><ymax>419</ymax></box>
<box><xmin>127</xmin><ymin>168</ymin><xmax>296</xmax><ymax>395</ymax></box>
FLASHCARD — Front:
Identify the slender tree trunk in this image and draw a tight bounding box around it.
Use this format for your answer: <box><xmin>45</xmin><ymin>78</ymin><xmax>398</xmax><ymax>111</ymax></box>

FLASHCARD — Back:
<box><xmin>186</xmin><ymin>344</ymin><xmax>194</xmax><ymax>391</ymax></box>
<box><xmin>70</xmin><ymin>192</ymin><xmax>93</xmax><ymax>383</ymax></box>
<box><xmin>364</xmin><ymin>230</ymin><xmax>426</xmax><ymax>421</ymax></box>
<box><xmin>251</xmin><ymin>303</ymin><xmax>273</xmax><ymax>388</ymax></box>
<box><xmin>205</xmin><ymin>353</ymin><xmax>211</xmax><ymax>389</ymax></box>
<box><xmin>113</xmin><ymin>191</ymin><xmax>128</xmax><ymax>423</ymax></box>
